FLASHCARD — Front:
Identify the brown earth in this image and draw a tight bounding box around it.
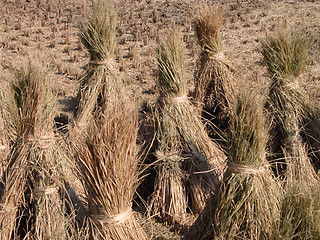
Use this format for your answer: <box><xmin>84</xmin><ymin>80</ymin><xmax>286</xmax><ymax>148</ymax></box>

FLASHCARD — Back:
<box><xmin>0</xmin><ymin>0</ymin><xmax>319</xmax><ymax>239</ymax></box>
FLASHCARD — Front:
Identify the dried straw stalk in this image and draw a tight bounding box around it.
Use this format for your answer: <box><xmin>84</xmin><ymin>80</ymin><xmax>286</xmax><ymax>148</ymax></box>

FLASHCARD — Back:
<box><xmin>301</xmin><ymin>108</ymin><xmax>320</xmax><ymax>170</ymax></box>
<box><xmin>75</xmin><ymin>99</ymin><xmax>146</xmax><ymax>240</ymax></box>
<box><xmin>186</xmin><ymin>90</ymin><xmax>282</xmax><ymax>240</ymax></box>
<box><xmin>192</xmin><ymin>5</ymin><xmax>237</xmax><ymax>130</ymax></box>
<box><xmin>262</xmin><ymin>28</ymin><xmax>320</xmax><ymax>239</ymax></box>
<box><xmin>75</xmin><ymin>0</ymin><xmax>125</xmax><ymax>132</ymax></box>
<box><xmin>148</xmin><ymin>31</ymin><xmax>226</xmax><ymax>222</ymax></box>
<box><xmin>0</xmin><ymin>62</ymin><xmax>68</xmax><ymax>239</ymax></box>
<box><xmin>0</xmin><ymin>88</ymin><xmax>11</xmax><ymax>178</ymax></box>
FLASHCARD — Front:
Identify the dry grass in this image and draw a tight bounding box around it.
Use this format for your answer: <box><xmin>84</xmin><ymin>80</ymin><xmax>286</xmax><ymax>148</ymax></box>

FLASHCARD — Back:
<box><xmin>186</xmin><ymin>89</ymin><xmax>281</xmax><ymax>240</ymax></box>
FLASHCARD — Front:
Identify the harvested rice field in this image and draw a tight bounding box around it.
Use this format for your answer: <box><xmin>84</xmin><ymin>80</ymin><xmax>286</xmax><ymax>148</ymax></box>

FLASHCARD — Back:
<box><xmin>0</xmin><ymin>0</ymin><xmax>319</xmax><ymax>239</ymax></box>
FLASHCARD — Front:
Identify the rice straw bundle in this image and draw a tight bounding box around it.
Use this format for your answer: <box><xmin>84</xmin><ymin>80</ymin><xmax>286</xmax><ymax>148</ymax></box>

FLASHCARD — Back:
<box><xmin>75</xmin><ymin>0</ymin><xmax>125</xmax><ymax>132</ymax></box>
<box><xmin>148</xmin><ymin>31</ymin><xmax>226</xmax><ymax>222</ymax></box>
<box><xmin>186</xmin><ymin>89</ymin><xmax>282</xmax><ymax>240</ymax></box>
<box><xmin>0</xmin><ymin>62</ymin><xmax>67</xmax><ymax>239</ymax></box>
<box><xmin>74</xmin><ymin>99</ymin><xmax>146</xmax><ymax>240</ymax></box>
<box><xmin>262</xmin><ymin>28</ymin><xmax>320</xmax><ymax>239</ymax></box>
<box><xmin>192</xmin><ymin>5</ymin><xmax>237</xmax><ymax>131</ymax></box>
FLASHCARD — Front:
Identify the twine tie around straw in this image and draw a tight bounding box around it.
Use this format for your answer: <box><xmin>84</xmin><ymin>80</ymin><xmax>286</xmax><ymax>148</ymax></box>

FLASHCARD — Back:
<box><xmin>0</xmin><ymin>206</ymin><xmax>17</xmax><ymax>214</ymax></box>
<box><xmin>282</xmin><ymin>134</ymin><xmax>302</xmax><ymax>146</ymax></box>
<box><xmin>23</xmin><ymin>134</ymin><xmax>54</xmax><ymax>149</ymax></box>
<box><xmin>91</xmin><ymin>208</ymin><xmax>132</xmax><ymax>226</ymax></box>
<box><xmin>34</xmin><ymin>187</ymin><xmax>59</xmax><ymax>198</ymax></box>
<box><xmin>90</xmin><ymin>59</ymin><xmax>115</xmax><ymax>70</ymax></box>
<box><xmin>227</xmin><ymin>161</ymin><xmax>267</xmax><ymax>175</ymax></box>
<box><xmin>166</xmin><ymin>95</ymin><xmax>189</xmax><ymax>104</ymax></box>
<box><xmin>0</xmin><ymin>144</ymin><xmax>7</xmax><ymax>150</ymax></box>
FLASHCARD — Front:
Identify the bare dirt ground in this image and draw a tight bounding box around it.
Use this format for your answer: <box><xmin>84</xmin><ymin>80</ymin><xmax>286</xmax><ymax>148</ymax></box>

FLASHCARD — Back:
<box><xmin>0</xmin><ymin>0</ymin><xmax>319</xmax><ymax>239</ymax></box>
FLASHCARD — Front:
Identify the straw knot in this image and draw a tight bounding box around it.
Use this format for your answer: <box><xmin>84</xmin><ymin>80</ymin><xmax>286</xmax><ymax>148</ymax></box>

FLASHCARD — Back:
<box><xmin>91</xmin><ymin>208</ymin><xmax>132</xmax><ymax>226</ymax></box>
<box><xmin>34</xmin><ymin>186</ymin><xmax>59</xmax><ymax>198</ymax></box>
<box><xmin>90</xmin><ymin>59</ymin><xmax>115</xmax><ymax>68</ymax></box>
<box><xmin>23</xmin><ymin>134</ymin><xmax>54</xmax><ymax>149</ymax></box>
<box><xmin>282</xmin><ymin>134</ymin><xmax>302</xmax><ymax>146</ymax></box>
<box><xmin>0</xmin><ymin>206</ymin><xmax>16</xmax><ymax>214</ymax></box>
<box><xmin>0</xmin><ymin>144</ymin><xmax>7</xmax><ymax>150</ymax></box>
<box><xmin>166</xmin><ymin>95</ymin><xmax>189</xmax><ymax>104</ymax></box>
<box><xmin>227</xmin><ymin>162</ymin><xmax>267</xmax><ymax>175</ymax></box>
<box><xmin>283</xmin><ymin>79</ymin><xmax>299</xmax><ymax>90</ymax></box>
<box><xmin>206</xmin><ymin>51</ymin><xmax>224</xmax><ymax>60</ymax></box>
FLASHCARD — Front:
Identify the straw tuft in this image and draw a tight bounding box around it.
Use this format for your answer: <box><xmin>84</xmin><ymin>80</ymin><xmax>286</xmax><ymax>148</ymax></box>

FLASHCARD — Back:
<box><xmin>79</xmin><ymin>0</ymin><xmax>116</xmax><ymax>62</ymax></box>
<box><xmin>192</xmin><ymin>5</ymin><xmax>223</xmax><ymax>55</ymax></box>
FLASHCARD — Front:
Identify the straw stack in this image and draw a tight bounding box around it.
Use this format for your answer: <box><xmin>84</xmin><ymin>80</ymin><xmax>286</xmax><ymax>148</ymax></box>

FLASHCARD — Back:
<box><xmin>0</xmin><ymin>61</ymin><xmax>67</xmax><ymax>239</ymax></box>
<box><xmin>186</xmin><ymin>89</ymin><xmax>281</xmax><ymax>240</ymax></box>
<box><xmin>148</xmin><ymin>31</ymin><xmax>226</xmax><ymax>223</ymax></box>
<box><xmin>262</xmin><ymin>28</ymin><xmax>320</xmax><ymax>239</ymax></box>
<box><xmin>74</xmin><ymin>98</ymin><xmax>146</xmax><ymax>240</ymax></box>
<box><xmin>192</xmin><ymin>5</ymin><xmax>237</xmax><ymax>132</ymax></box>
<box><xmin>75</xmin><ymin>0</ymin><xmax>124</xmax><ymax>132</ymax></box>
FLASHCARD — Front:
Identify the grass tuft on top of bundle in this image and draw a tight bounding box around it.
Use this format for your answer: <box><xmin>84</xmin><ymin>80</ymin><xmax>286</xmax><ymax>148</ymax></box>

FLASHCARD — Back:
<box><xmin>158</xmin><ymin>30</ymin><xmax>187</xmax><ymax>99</ymax></box>
<box><xmin>261</xmin><ymin>29</ymin><xmax>314</xmax><ymax>80</ymax></box>
<box><xmin>12</xmin><ymin>62</ymin><xmax>55</xmax><ymax>137</ymax></box>
<box><xmin>262</xmin><ymin>27</ymin><xmax>320</xmax><ymax>239</ymax></box>
<box><xmin>79</xmin><ymin>0</ymin><xmax>116</xmax><ymax>62</ymax></box>
<box><xmin>186</xmin><ymin>89</ymin><xmax>281</xmax><ymax>240</ymax></box>
<box><xmin>192</xmin><ymin>5</ymin><xmax>222</xmax><ymax>55</ymax></box>
<box><xmin>148</xmin><ymin>31</ymin><xmax>226</xmax><ymax>223</ymax></box>
<box><xmin>192</xmin><ymin>5</ymin><xmax>237</xmax><ymax>135</ymax></box>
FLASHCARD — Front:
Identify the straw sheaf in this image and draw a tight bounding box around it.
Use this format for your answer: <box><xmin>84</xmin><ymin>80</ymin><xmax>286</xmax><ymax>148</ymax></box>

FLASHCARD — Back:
<box><xmin>186</xmin><ymin>90</ymin><xmax>281</xmax><ymax>240</ymax></box>
<box><xmin>194</xmin><ymin>53</ymin><xmax>237</xmax><ymax>121</ymax></box>
<box><xmin>149</xmin><ymin>31</ymin><xmax>226</xmax><ymax>222</ymax></box>
<box><xmin>263</xmin><ymin>28</ymin><xmax>320</xmax><ymax>239</ymax></box>
<box><xmin>74</xmin><ymin>1</ymin><xmax>126</xmax><ymax>135</ymax></box>
<box><xmin>75</xmin><ymin>100</ymin><xmax>146</xmax><ymax>240</ymax></box>
<box><xmin>192</xmin><ymin>5</ymin><xmax>237</xmax><ymax>131</ymax></box>
<box><xmin>301</xmin><ymin>109</ymin><xmax>320</xmax><ymax>169</ymax></box>
<box><xmin>0</xmin><ymin>62</ymin><xmax>68</xmax><ymax>239</ymax></box>
<box><xmin>149</xmin><ymin>151</ymin><xmax>187</xmax><ymax>222</ymax></box>
<box><xmin>75</xmin><ymin>61</ymin><xmax>125</xmax><ymax>132</ymax></box>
